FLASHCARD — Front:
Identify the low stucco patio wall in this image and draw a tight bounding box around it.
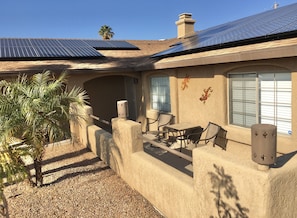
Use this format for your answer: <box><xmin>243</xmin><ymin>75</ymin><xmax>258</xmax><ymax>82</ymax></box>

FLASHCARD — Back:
<box><xmin>72</xmin><ymin>106</ymin><xmax>297</xmax><ymax>217</ymax></box>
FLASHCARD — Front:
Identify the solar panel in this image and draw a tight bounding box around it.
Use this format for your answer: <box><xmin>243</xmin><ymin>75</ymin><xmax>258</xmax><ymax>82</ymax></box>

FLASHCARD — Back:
<box><xmin>30</xmin><ymin>38</ymin><xmax>61</xmax><ymax>47</ymax></box>
<box><xmin>35</xmin><ymin>46</ymin><xmax>69</xmax><ymax>57</ymax></box>
<box><xmin>0</xmin><ymin>38</ymin><xmax>138</xmax><ymax>59</ymax></box>
<box><xmin>18</xmin><ymin>46</ymin><xmax>37</xmax><ymax>57</ymax></box>
<box><xmin>1</xmin><ymin>38</ymin><xmax>31</xmax><ymax>47</ymax></box>
<box><xmin>0</xmin><ymin>46</ymin><xmax>37</xmax><ymax>58</ymax></box>
<box><xmin>0</xmin><ymin>38</ymin><xmax>103</xmax><ymax>59</ymax></box>
<box><xmin>153</xmin><ymin>3</ymin><xmax>297</xmax><ymax>58</ymax></box>
<box><xmin>83</xmin><ymin>40</ymin><xmax>112</xmax><ymax>48</ymax></box>
<box><xmin>105</xmin><ymin>40</ymin><xmax>138</xmax><ymax>49</ymax></box>
<box><xmin>83</xmin><ymin>39</ymin><xmax>138</xmax><ymax>49</ymax></box>
<box><xmin>66</xmin><ymin>46</ymin><xmax>102</xmax><ymax>57</ymax></box>
<box><xmin>59</xmin><ymin>39</ymin><xmax>89</xmax><ymax>47</ymax></box>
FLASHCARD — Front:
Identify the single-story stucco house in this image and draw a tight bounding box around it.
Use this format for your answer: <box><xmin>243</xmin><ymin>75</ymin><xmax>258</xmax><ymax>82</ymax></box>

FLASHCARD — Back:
<box><xmin>2</xmin><ymin>3</ymin><xmax>297</xmax><ymax>217</ymax></box>
<box><xmin>1</xmin><ymin>3</ymin><xmax>296</xmax><ymax>153</ymax></box>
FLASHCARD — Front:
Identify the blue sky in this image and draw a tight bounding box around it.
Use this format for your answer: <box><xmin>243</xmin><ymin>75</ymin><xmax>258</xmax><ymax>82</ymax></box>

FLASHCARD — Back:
<box><xmin>1</xmin><ymin>0</ymin><xmax>296</xmax><ymax>40</ymax></box>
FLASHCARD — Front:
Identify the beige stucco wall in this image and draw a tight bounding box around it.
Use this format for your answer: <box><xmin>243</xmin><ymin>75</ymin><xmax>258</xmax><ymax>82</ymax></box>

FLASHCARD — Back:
<box><xmin>144</xmin><ymin>57</ymin><xmax>297</xmax><ymax>154</ymax></box>
<box><xmin>72</xmin><ymin>106</ymin><xmax>297</xmax><ymax>218</ymax></box>
<box><xmin>193</xmin><ymin>144</ymin><xmax>297</xmax><ymax>218</ymax></box>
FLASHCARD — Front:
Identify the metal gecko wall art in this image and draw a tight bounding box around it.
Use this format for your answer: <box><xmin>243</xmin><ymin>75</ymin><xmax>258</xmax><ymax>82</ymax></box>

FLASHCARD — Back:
<box><xmin>199</xmin><ymin>87</ymin><xmax>213</xmax><ymax>104</ymax></box>
<box><xmin>181</xmin><ymin>74</ymin><xmax>190</xmax><ymax>90</ymax></box>
<box><xmin>180</xmin><ymin>74</ymin><xmax>213</xmax><ymax>104</ymax></box>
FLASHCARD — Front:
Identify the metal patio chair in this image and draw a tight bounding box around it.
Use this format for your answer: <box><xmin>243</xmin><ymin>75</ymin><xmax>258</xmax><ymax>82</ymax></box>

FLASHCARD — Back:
<box><xmin>145</xmin><ymin>112</ymin><xmax>174</xmax><ymax>142</ymax></box>
<box><xmin>179</xmin><ymin>122</ymin><xmax>227</xmax><ymax>150</ymax></box>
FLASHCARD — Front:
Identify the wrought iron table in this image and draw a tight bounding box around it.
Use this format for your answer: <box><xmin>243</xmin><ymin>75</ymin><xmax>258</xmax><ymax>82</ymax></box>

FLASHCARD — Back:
<box><xmin>165</xmin><ymin>122</ymin><xmax>202</xmax><ymax>148</ymax></box>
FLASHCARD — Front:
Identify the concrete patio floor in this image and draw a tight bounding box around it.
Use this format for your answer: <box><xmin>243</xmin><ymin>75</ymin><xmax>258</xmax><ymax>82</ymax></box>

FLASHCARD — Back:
<box><xmin>143</xmin><ymin>142</ymin><xmax>193</xmax><ymax>177</ymax></box>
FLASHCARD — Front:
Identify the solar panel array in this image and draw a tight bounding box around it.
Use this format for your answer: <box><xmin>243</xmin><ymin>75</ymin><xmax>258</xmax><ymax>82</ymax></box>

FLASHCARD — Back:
<box><xmin>84</xmin><ymin>40</ymin><xmax>138</xmax><ymax>49</ymax></box>
<box><xmin>0</xmin><ymin>38</ymin><xmax>138</xmax><ymax>60</ymax></box>
<box><xmin>153</xmin><ymin>3</ymin><xmax>297</xmax><ymax>58</ymax></box>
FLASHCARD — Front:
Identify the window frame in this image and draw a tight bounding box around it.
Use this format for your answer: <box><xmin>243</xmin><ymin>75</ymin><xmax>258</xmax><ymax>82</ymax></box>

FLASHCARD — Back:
<box><xmin>228</xmin><ymin>71</ymin><xmax>291</xmax><ymax>135</ymax></box>
<box><xmin>149</xmin><ymin>75</ymin><xmax>171</xmax><ymax>112</ymax></box>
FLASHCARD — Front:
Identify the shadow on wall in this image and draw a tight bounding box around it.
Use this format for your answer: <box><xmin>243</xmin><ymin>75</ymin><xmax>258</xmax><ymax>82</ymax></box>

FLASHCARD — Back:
<box><xmin>92</xmin><ymin>128</ymin><xmax>123</xmax><ymax>174</ymax></box>
<box><xmin>271</xmin><ymin>150</ymin><xmax>297</xmax><ymax>168</ymax></box>
<box><xmin>209</xmin><ymin>164</ymin><xmax>249</xmax><ymax>218</ymax></box>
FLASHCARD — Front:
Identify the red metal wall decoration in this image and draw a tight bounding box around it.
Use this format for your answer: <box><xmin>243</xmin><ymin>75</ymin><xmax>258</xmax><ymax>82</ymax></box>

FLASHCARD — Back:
<box><xmin>181</xmin><ymin>74</ymin><xmax>190</xmax><ymax>90</ymax></box>
<box><xmin>199</xmin><ymin>87</ymin><xmax>213</xmax><ymax>104</ymax></box>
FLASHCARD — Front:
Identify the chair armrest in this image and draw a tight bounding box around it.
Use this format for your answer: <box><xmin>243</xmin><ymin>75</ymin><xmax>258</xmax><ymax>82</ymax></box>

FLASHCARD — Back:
<box><xmin>158</xmin><ymin>123</ymin><xmax>170</xmax><ymax>130</ymax></box>
<box><xmin>145</xmin><ymin>116</ymin><xmax>159</xmax><ymax>133</ymax></box>
<box><xmin>194</xmin><ymin>138</ymin><xmax>213</xmax><ymax>145</ymax></box>
<box><xmin>158</xmin><ymin>114</ymin><xmax>174</xmax><ymax>129</ymax></box>
<box><xmin>188</xmin><ymin>132</ymin><xmax>215</xmax><ymax>145</ymax></box>
<box><xmin>147</xmin><ymin>117</ymin><xmax>159</xmax><ymax>125</ymax></box>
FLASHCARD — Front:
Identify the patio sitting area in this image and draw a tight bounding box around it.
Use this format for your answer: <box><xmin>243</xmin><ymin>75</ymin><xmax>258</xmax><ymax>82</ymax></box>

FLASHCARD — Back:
<box><xmin>71</xmin><ymin>105</ymin><xmax>297</xmax><ymax>218</ymax></box>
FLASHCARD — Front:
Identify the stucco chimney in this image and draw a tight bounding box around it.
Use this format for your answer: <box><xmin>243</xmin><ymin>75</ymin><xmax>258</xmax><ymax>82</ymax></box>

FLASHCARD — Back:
<box><xmin>175</xmin><ymin>13</ymin><xmax>196</xmax><ymax>38</ymax></box>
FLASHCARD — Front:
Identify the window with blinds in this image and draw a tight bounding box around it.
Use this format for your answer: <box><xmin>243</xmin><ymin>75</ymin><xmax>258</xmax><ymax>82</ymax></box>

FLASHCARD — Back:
<box><xmin>150</xmin><ymin>76</ymin><xmax>171</xmax><ymax>112</ymax></box>
<box><xmin>229</xmin><ymin>72</ymin><xmax>291</xmax><ymax>134</ymax></box>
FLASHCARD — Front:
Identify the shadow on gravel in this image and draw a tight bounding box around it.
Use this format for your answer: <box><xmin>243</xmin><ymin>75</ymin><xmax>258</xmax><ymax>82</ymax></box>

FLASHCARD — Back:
<box><xmin>40</xmin><ymin>146</ymin><xmax>110</xmax><ymax>186</ymax></box>
<box><xmin>43</xmin><ymin>166</ymin><xmax>110</xmax><ymax>186</ymax></box>
<box><xmin>25</xmin><ymin>147</ymin><xmax>92</xmax><ymax>171</ymax></box>
<box><xmin>42</xmin><ymin>147</ymin><xmax>91</xmax><ymax>165</ymax></box>
<box><xmin>43</xmin><ymin>157</ymin><xmax>102</xmax><ymax>175</ymax></box>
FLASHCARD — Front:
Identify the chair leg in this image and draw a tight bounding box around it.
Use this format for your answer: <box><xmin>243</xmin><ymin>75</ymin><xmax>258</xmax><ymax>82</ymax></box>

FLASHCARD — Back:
<box><xmin>179</xmin><ymin>141</ymin><xmax>182</xmax><ymax>152</ymax></box>
<box><xmin>179</xmin><ymin>139</ymin><xmax>185</xmax><ymax>152</ymax></box>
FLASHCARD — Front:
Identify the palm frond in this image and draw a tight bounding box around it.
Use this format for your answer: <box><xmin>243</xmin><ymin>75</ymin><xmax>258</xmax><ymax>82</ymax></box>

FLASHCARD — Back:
<box><xmin>0</xmin><ymin>71</ymin><xmax>89</xmax><ymax>187</ymax></box>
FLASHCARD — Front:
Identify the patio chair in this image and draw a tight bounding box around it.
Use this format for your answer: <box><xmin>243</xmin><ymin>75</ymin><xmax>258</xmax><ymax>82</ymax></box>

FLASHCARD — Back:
<box><xmin>145</xmin><ymin>112</ymin><xmax>174</xmax><ymax>141</ymax></box>
<box><xmin>214</xmin><ymin>127</ymin><xmax>228</xmax><ymax>150</ymax></box>
<box><xmin>179</xmin><ymin>122</ymin><xmax>227</xmax><ymax>150</ymax></box>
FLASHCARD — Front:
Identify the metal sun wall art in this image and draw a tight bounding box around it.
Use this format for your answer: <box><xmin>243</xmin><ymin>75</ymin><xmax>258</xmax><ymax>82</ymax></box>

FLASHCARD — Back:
<box><xmin>200</xmin><ymin>87</ymin><xmax>213</xmax><ymax>104</ymax></box>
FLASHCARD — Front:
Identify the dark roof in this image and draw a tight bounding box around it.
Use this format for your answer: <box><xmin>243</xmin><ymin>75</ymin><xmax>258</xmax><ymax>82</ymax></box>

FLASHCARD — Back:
<box><xmin>0</xmin><ymin>38</ymin><xmax>138</xmax><ymax>60</ymax></box>
<box><xmin>153</xmin><ymin>3</ymin><xmax>297</xmax><ymax>58</ymax></box>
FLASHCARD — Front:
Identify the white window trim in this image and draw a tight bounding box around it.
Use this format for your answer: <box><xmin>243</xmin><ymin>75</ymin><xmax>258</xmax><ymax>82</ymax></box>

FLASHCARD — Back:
<box><xmin>150</xmin><ymin>75</ymin><xmax>171</xmax><ymax>112</ymax></box>
<box><xmin>228</xmin><ymin>71</ymin><xmax>291</xmax><ymax>135</ymax></box>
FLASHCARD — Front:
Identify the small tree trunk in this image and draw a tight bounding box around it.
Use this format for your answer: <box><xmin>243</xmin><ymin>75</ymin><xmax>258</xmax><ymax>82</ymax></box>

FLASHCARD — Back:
<box><xmin>0</xmin><ymin>192</ymin><xmax>9</xmax><ymax>218</ymax></box>
<box><xmin>34</xmin><ymin>158</ymin><xmax>43</xmax><ymax>187</ymax></box>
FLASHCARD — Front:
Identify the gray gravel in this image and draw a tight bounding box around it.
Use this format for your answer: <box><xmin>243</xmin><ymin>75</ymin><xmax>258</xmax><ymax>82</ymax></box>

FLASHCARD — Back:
<box><xmin>3</xmin><ymin>143</ymin><xmax>164</xmax><ymax>218</ymax></box>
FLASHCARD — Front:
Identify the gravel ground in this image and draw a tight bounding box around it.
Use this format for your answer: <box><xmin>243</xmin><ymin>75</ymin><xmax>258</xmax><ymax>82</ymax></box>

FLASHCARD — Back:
<box><xmin>3</xmin><ymin>143</ymin><xmax>164</xmax><ymax>218</ymax></box>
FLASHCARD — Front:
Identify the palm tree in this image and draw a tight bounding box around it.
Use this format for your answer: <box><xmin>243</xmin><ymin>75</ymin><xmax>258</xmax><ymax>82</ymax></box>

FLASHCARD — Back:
<box><xmin>98</xmin><ymin>25</ymin><xmax>114</xmax><ymax>40</ymax></box>
<box><xmin>0</xmin><ymin>71</ymin><xmax>89</xmax><ymax>187</ymax></box>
